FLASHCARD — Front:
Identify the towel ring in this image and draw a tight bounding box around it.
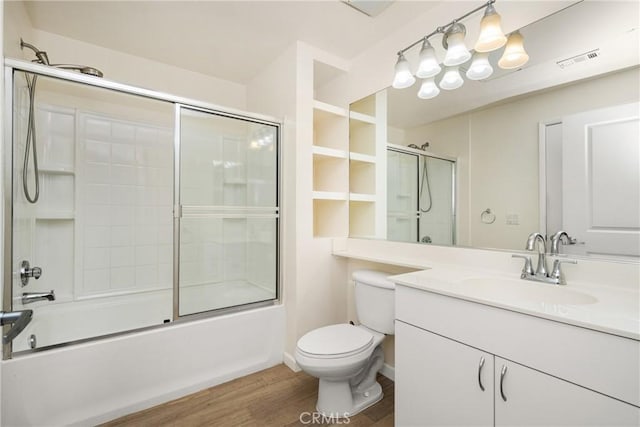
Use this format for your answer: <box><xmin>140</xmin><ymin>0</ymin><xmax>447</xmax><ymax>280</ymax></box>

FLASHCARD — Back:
<box><xmin>481</xmin><ymin>208</ymin><xmax>496</xmax><ymax>224</ymax></box>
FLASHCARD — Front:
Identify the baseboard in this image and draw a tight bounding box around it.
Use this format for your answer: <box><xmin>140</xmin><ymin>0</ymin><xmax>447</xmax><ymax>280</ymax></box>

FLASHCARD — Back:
<box><xmin>380</xmin><ymin>363</ymin><xmax>395</xmax><ymax>381</ymax></box>
<box><xmin>283</xmin><ymin>351</ymin><xmax>301</xmax><ymax>372</ymax></box>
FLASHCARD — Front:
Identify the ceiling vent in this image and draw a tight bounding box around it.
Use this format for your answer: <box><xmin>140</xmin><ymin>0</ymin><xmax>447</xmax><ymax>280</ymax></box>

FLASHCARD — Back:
<box><xmin>342</xmin><ymin>0</ymin><xmax>394</xmax><ymax>17</ymax></box>
<box><xmin>556</xmin><ymin>49</ymin><xmax>600</xmax><ymax>69</ymax></box>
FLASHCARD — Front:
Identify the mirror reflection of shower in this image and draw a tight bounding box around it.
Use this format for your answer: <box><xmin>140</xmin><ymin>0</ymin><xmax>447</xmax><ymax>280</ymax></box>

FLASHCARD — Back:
<box><xmin>18</xmin><ymin>39</ymin><xmax>104</xmax><ymax>203</ymax></box>
<box><xmin>408</xmin><ymin>142</ymin><xmax>433</xmax><ymax>215</ymax></box>
<box><xmin>387</xmin><ymin>144</ymin><xmax>456</xmax><ymax>245</ymax></box>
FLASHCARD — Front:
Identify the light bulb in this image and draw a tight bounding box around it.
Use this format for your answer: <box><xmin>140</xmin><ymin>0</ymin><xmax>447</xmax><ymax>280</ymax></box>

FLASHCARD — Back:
<box><xmin>417</xmin><ymin>78</ymin><xmax>440</xmax><ymax>99</ymax></box>
<box><xmin>392</xmin><ymin>52</ymin><xmax>416</xmax><ymax>89</ymax></box>
<box><xmin>416</xmin><ymin>39</ymin><xmax>441</xmax><ymax>79</ymax></box>
<box><xmin>466</xmin><ymin>52</ymin><xmax>493</xmax><ymax>80</ymax></box>
<box><xmin>475</xmin><ymin>4</ymin><xmax>507</xmax><ymax>52</ymax></box>
<box><xmin>439</xmin><ymin>66</ymin><xmax>464</xmax><ymax>90</ymax></box>
<box><xmin>443</xmin><ymin>23</ymin><xmax>471</xmax><ymax>66</ymax></box>
<box><xmin>498</xmin><ymin>31</ymin><xmax>529</xmax><ymax>69</ymax></box>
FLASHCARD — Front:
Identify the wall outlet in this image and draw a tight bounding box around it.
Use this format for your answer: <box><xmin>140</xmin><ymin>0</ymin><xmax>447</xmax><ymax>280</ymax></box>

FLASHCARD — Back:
<box><xmin>506</xmin><ymin>213</ymin><xmax>520</xmax><ymax>225</ymax></box>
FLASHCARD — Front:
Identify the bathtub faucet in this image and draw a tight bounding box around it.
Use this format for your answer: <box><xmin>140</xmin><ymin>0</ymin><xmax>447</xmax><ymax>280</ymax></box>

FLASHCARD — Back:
<box><xmin>22</xmin><ymin>290</ymin><xmax>55</xmax><ymax>305</ymax></box>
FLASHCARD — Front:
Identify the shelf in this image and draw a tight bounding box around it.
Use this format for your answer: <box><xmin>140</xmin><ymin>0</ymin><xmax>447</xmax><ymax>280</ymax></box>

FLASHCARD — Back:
<box><xmin>350</xmin><ymin>152</ymin><xmax>376</xmax><ymax>163</ymax></box>
<box><xmin>312</xmin><ymin>145</ymin><xmax>348</xmax><ymax>159</ymax></box>
<box><xmin>350</xmin><ymin>193</ymin><xmax>376</xmax><ymax>202</ymax></box>
<box><xmin>314</xmin><ymin>199</ymin><xmax>348</xmax><ymax>238</ymax></box>
<box><xmin>349</xmin><ymin>111</ymin><xmax>376</xmax><ymax>124</ymax></box>
<box><xmin>313</xmin><ymin>191</ymin><xmax>348</xmax><ymax>201</ymax></box>
<box><xmin>313</xmin><ymin>100</ymin><xmax>347</xmax><ymax>118</ymax></box>
<box><xmin>350</xmin><ymin>200</ymin><xmax>376</xmax><ymax>238</ymax></box>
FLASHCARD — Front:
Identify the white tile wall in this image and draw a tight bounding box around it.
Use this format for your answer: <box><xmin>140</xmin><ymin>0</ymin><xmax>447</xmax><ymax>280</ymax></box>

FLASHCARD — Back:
<box><xmin>80</xmin><ymin>114</ymin><xmax>173</xmax><ymax>296</ymax></box>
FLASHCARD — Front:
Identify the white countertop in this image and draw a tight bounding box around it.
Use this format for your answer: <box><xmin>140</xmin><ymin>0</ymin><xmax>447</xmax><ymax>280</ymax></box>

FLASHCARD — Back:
<box><xmin>391</xmin><ymin>267</ymin><xmax>640</xmax><ymax>341</ymax></box>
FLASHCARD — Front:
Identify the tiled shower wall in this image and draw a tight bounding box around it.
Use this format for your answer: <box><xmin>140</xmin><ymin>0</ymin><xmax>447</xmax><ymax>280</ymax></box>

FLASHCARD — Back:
<box><xmin>80</xmin><ymin>113</ymin><xmax>174</xmax><ymax>296</ymax></box>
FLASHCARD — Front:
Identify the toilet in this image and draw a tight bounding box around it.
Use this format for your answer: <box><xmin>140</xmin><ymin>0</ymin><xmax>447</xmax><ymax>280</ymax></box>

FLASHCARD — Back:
<box><xmin>295</xmin><ymin>270</ymin><xmax>395</xmax><ymax>417</ymax></box>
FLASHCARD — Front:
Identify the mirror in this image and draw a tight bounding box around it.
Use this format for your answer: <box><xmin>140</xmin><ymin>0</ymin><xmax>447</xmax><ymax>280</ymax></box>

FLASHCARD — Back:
<box><xmin>349</xmin><ymin>1</ymin><xmax>640</xmax><ymax>261</ymax></box>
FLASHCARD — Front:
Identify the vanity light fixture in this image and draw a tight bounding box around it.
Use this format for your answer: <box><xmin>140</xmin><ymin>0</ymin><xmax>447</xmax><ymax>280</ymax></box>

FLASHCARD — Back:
<box><xmin>391</xmin><ymin>0</ymin><xmax>521</xmax><ymax>100</ymax></box>
<box><xmin>443</xmin><ymin>23</ymin><xmax>471</xmax><ymax>66</ymax></box>
<box><xmin>417</xmin><ymin>78</ymin><xmax>440</xmax><ymax>99</ymax></box>
<box><xmin>439</xmin><ymin>66</ymin><xmax>464</xmax><ymax>90</ymax></box>
<box><xmin>498</xmin><ymin>30</ymin><xmax>530</xmax><ymax>69</ymax></box>
<box><xmin>416</xmin><ymin>39</ymin><xmax>441</xmax><ymax>78</ymax></box>
<box><xmin>475</xmin><ymin>4</ymin><xmax>507</xmax><ymax>52</ymax></box>
<box><xmin>466</xmin><ymin>52</ymin><xmax>494</xmax><ymax>80</ymax></box>
<box><xmin>392</xmin><ymin>52</ymin><xmax>416</xmax><ymax>89</ymax></box>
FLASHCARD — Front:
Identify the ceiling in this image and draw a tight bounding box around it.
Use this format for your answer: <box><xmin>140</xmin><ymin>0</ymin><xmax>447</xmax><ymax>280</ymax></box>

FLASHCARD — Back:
<box><xmin>23</xmin><ymin>0</ymin><xmax>439</xmax><ymax>85</ymax></box>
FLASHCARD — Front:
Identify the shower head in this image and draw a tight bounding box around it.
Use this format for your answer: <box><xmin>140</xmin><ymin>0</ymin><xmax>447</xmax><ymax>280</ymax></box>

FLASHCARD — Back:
<box><xmin>50</xmin><ymin>64</ymin><xmax>104</xmax><ymax>78</ymax></box>
<box><xmin>20</xmin><ymin>38</ymin><xmax>50</xmax><ymax>65</ymax></box>
<box><xmin>19</xmin><ymin>39</ymin><xmax>104</xmax><ymax>78</ymax></box>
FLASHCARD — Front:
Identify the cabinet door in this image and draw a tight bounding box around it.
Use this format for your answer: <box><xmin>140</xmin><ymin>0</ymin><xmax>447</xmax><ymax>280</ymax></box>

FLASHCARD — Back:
<box><xmin>396</xmin><ymin>321</ymin><xmax>494</xmax><ymax>427</ymax></box>
<box><xmin>495</xmin><ymin>357</ymin><xmax>640</xmax><ymax>426</ymax></box>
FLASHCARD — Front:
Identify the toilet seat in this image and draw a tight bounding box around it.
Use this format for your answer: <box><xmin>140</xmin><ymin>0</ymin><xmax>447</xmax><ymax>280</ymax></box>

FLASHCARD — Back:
<box><xmin>297</xmin><ymin>324</ymin><xmax>374</xmax><ymax>359</ymax></box>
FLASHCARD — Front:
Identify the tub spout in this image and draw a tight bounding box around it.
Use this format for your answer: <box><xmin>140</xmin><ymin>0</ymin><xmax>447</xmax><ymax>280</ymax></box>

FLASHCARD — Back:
<box><xmin>22</xmin><ymin>290</ymin><xmax>55</xmax><ymax>305</ymax></box>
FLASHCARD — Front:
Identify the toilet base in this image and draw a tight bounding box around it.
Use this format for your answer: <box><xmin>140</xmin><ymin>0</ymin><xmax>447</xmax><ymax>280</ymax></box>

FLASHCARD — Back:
<box><xmin>316</xmin><ymin>380</ymin><xmax>383</xmax><ymax>418</ymax></box>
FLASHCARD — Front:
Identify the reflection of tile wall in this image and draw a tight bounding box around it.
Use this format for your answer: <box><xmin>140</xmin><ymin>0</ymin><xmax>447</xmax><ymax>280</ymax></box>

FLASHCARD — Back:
<box><xmin>81</xmin><ymin>114</ymin><xmax>173</xmax><ymax>295</ymax></box>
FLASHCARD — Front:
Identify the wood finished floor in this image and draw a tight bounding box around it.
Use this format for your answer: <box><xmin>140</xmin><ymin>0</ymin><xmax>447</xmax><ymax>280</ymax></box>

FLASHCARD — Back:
<box><xmin>103</xmin><ymin>364</ymin><xmax>394</xmax><ymax>427</ymax></box>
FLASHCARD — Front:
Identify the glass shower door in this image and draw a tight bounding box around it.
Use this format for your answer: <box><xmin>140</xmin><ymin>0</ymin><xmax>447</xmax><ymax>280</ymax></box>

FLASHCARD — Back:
<box><xmin>387</xmin><ymin>149</ymin><xmax>419</xmax><ymax>242</ymax></box>
<box><xmin>178</xmin><ymin>107</ymin><xmax>278</xmax><ymax>316</ymax></box>
<box><xmin>8</xmin><ymin>71</ymin><xmax>175</xmax><ymax>354</ymax></box>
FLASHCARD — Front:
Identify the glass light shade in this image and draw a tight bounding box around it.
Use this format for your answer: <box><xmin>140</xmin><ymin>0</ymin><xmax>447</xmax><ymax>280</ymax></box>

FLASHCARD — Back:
<box><xmin>498</xmin><ymin>31</ymin><xmax>530</xmax><ymax>69</ymax></box>
<box><xmin>439</xmin><ymin>67</ymin><xmax>464</xmax><ymax>90</ymax></box>
<box><xmin>416</xmin><ymin>39</ymin><xmax>441</xmax><ymax>79</ymax></box>
<box><xmin>418</xmin><ymin>78</ymin><xmax>440</xmax><ymax>99</ymax></box>
<box><xmin>443</xmin><ymin>24</ymin><xmax>471</xmax><ymax>66</ymax></box>
<box><xmin>392</xmin><ymin>53</ymin><xmax>416</xmax><ymax>89</ymax></box>
<box><xmin>474</xmin><ymin>4</ymin><xmax>507</xmax><ymax>52</ymax></box>
<box><xmin>466</xmin><ymin>52</ymin><xmax>493</xmax><ymax>80</ymax></box>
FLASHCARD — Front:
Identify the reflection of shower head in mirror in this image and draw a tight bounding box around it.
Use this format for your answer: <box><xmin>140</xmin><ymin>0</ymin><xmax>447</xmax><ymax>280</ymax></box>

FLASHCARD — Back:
<box><xmin>408</xmin><ymin>143</ymin><xmax>430</xmax><ymax>151</ymax></box>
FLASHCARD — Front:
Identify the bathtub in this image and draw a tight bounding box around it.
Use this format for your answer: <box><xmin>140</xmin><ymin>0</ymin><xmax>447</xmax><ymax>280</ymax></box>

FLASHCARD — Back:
<box><xmin>2</xmin><ymin>302</ymin><xmax>285</xmax><ymax>425</ymax></box>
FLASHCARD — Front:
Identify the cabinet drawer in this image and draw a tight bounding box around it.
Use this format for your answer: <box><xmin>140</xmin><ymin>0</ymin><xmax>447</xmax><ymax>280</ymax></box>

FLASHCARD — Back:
<box><xmin>396</xmin><ymin>284</ymin><xmax>640</xmax><ymax>407</ymax></box>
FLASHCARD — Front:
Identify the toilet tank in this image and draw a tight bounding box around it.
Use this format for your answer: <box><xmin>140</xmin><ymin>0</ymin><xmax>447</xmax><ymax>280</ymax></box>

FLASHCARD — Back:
<box><xmin>353</xmin><ymin>270</ymin><xmax>396</xmax><ymax>335</ymax></box>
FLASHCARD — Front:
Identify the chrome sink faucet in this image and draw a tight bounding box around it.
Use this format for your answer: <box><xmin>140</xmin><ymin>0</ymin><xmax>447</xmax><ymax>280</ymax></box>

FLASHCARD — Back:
<box><xmin>512</xmin><ymin>232</ymin><xmax>577</xmax><ymax>285</ymax></box>
<box><xmin>550</xmin><ymin>230</ymin><xmax>570</xmax><ymax>254</ymax></box>
<box><xmin>526</xmin><ymin>232</ymin><xmax>548</xmax><ymax>277</ymax></box>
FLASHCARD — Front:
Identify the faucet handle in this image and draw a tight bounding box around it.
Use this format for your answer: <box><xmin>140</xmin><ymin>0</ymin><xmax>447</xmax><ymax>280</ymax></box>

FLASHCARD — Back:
<box><xmin>550</xmin><ymin>259</ymin><xmax>577</xmax><ymax>285</ymax></box>
<box><xmin>512</xmin><ymin>254</ymin><xmax>534</xmax><ymax>276</ymax></box>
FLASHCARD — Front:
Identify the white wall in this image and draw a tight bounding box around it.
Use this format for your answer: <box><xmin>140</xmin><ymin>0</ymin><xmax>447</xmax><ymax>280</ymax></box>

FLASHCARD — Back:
<box><xmin>4</xmin><ymin>1</ymin><xmax>246</xmax><ymax>110</ymax></box>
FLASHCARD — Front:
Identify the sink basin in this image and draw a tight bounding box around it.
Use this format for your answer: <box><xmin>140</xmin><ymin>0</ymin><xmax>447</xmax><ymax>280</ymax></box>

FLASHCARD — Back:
<box><xmin>462</xmin><ymin>277</ymin><xmax>598</xmax><ymax>306</ymax></box>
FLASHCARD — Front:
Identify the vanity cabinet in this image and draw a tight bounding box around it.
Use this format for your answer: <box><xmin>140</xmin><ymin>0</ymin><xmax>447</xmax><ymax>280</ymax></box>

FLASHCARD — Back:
<box><xmin>395</xmin><ymin>284</ymin><xmax>640</xmax><ymax>426</ymax></box>
<box><xmin>494</xmin><ymin>356</ymin><xmax>638</xmax><ymax>426</ymax></box>
<box><xmin>396</xmin><ymin>321</ymin><xmax>493</xmax><ymax>426</ymax></box>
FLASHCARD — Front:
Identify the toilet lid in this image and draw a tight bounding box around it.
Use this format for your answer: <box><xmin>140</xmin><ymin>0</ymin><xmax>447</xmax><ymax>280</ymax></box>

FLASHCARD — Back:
<box><xmin>297</xmin><ymin>324</ymin><xmax>373</xmax><ymax>357</ymax></box>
